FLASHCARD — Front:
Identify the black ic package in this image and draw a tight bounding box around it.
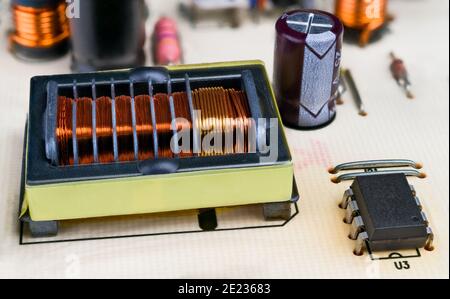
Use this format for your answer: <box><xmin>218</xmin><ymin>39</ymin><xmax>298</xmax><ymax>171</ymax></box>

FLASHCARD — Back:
<box><xmin>351</xmin><ymin>173</ymin><xmax>428</xmax><ymax>251</ymax></box>
<box><xmin>331</xmin><ymin>159</ymin><xmax>434</xmax><ymax>256</ymax></box>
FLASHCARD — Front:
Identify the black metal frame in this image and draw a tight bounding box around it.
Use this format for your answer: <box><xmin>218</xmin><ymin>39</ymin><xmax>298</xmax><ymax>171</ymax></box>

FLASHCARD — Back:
<box><xmin>26</xmin><ymin>64</ymin><xmax>291</xmax><ymax>185</ymax></box>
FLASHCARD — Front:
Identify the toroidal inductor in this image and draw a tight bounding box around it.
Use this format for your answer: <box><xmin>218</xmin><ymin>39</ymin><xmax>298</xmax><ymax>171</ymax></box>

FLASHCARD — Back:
<box><xmin>273</xmin><ymin>9</ymin><xmax>343</xmax><ymax>129</ymax></box>
<box><xmin>9</xmin><ymin>0</ymin><xmax>70</xmax><ymax>60</ymax></box>
<box><xmin>335</xmin><ymin>0</ymin><xmax>389</xmax><ymax>47</ymax></box>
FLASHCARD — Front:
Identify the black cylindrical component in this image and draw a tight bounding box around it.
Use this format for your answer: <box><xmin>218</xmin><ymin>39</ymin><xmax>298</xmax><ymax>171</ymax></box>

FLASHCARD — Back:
<box><xmin>12</xmin><ymin>0</ymin><xmax>60</xmax><ymax>8</ymax></box>
<box><xmin>273</xmin><ymin>9</ymin><xmax>344</xmax><ymax>129</ymax></box>
<box><xmin>69</xmin><ymin>0</ymin><xmax>147</xmax><ymax>72</ymax></box>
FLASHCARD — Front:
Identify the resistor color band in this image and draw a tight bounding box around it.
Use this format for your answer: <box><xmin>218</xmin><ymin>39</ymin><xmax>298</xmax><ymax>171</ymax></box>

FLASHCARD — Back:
<box><xmin>153</xmin><ymin>17</ymin><xmax>182</xmax><ymax>65</ymax></box>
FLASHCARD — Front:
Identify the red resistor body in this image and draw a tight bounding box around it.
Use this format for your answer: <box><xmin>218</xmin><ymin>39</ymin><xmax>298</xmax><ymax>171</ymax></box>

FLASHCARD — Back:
<box><xmin>390</xmin><ymin>57</ymin><xmax>407</xmax><ymax>81</ymax></box>
<box><xmin>153</xmin><ymin>17</ymin><xmax>182</xmax><ymax>65</ymax></box>
<box><xmin>390</xmin><ymin>52</ymin><xmax>414</xmax><ymax>99</ymax></box>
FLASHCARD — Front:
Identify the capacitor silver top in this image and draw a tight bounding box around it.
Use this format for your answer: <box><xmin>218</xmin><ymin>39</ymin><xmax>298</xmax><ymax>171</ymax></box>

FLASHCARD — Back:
<box><xmin>273</xmin><ymin>10</ymin><xmax>343</xmax><ymax>129</ymax></box>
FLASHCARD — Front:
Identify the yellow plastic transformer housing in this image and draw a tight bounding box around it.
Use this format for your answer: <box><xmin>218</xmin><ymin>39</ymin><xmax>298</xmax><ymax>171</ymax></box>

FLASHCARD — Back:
<box><xmin>20</xmin><ymin>61</ymin><xmax>295</xmax><ymax>236</ymax></box>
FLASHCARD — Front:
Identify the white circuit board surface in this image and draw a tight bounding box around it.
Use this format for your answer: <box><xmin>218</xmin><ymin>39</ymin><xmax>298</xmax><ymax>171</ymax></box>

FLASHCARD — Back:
<box><xmin>0</xmin><ymin>0</ymin><xmax>448</xmax><ymax>278</ymax></box>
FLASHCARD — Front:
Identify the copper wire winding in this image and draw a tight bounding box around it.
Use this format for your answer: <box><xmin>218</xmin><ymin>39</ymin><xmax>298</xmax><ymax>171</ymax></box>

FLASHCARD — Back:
<box><xmin>56</xmin><ymin>87</ymin><xmax>252</xmax><ymax>166</ymax></box>
<box><xmin>335</xmin><ymin>0</ymin><xmax>388</xmax><ymax>46</ymax></box>
<box><xmin>76</xmin><ymin>98</ymin><xmax>94</xmax><ymax>164</ymax></box>
<box><xmin>135</xmin><ymin>95</ymin><xmax>154</xmax><ymax>160</ymax></box>
<box><xmin>229</xmin><ymin>89</ymin><xmax>252</xmax><ymax>153</ymax></box>
<box><xmin>192</xmin><ymin>88</ymin><xmax>251</xmax><ymax>156</ymax></box>
<box><xmin>96</xmin><ymin>97</ymin><xmax>115</xmax><ymax>163</ymax></box>
<box><xmin>153</xmin><ymin>93</ymin><xmax>173</xmax><ymax>158</ymax></box>
<box><xmin>115</xmin><ymin>96</ymin><xmax>135</xmax><ymax>162</ymax></box>
<box><xmin>56</xmin><ymin>96</ymin><xmax>73</xmax><ymax>166</ymax></box>
<box><xmin>10</xmin><ymin>2</ymin><xmax>70</xmax><ymax>48</ymax></box>
<box><xmin>173</xmin><ymin>92</ymin><xmax>193</xmax><ymax>157</ymax></box>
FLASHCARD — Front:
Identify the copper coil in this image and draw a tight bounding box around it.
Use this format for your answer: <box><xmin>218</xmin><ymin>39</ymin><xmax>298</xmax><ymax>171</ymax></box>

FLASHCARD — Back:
<box><xmin>10</xmin><ymin>2</ymin><xmax>70</xmax><ymax>48</ymax></box>
<box><xmin>76</xmin><ymin>98</ymin><xmax>94</xmax><ymax>165</ymax></box>
<box><xmin>221</xmin><ymin>88</ymin><xmax>239</xmax><ymax>155</ymax></box>
<box><xmin>172</xmin><ymin>92</ymin><xmax>191</xmax><ymax>130</ymax></box>
<box><xmin>172</xmin><ymin>92</ymin><xmax>193</xmax><ymax>157</ymax></box>
<box><xmin>228</xmin><ymin>89</ymin><xmax>247</xmax><ymax>154</ymax></box>
<box><xmin>192</xmin><ymin>88</ymin><xmax>211</xmax><ymax>156</ymax></box>
<box><xmin>239</xmin><ymin>89</ymin><xmax>255</xmax><ymax>153</ymax></box>
<box><xmin>96</xmin><ymin>97</ymin><xmax>115</xmax><ymax>163</ymax></box>
<box><xmin>215</xmin><ymin>88</ymin><xmax>234</xmax><ymax>155</ymax></box>
<box><xmin>192</xmin><ymin>88</ymin><xmax>251</xmax><ymax>156</ymax></box>
<box><xmin>56</xmin><ymin>96</ymin><xmax>73</xmax><ymax>166</ymax></box>
<box><xmin>55</xmin><ymin>87</ymin><xmax>252</xmax><ymax>166</ymax></box>
<box><xmin>193</xmin><ymin>88</ymin><xmax>216</xmax><ymax>156</ymax></box>
<box><xmin>256</xmin><ymin>0</ymin><xmax>268</xmax><ymax>11</ymax></box>
<box><xmin>135</xmin><ymin>95</ymin><xmax>154</xmax><ymax>160</ymax></box>
<box><xmin>335</xmin><ymin>0</ymin><xmax>388</xmax><ymax>46</ymax></box>
<box><xmin>233</xmin><ymin>89</ymin><xmax>253</xmax><ymax>152</ymax></box>
<box><xmin>153</xmin><ymin>93</ymin><xmax>173</xmax><ymax>158</ymax></box>
<box><xmin>115</xmin><ymin>96</ymin><xmax>135</xmax><ymax>162</ymax></box>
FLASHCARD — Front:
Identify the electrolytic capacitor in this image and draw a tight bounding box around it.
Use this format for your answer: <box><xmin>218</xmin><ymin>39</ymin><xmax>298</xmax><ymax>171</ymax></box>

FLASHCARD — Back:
<box><xmin>152</xmin><ymin>17</ymin><xmax>182</xmax><ymax>65</ymax></box>
<box><xmin>273</xmin><ymin>10</ymin><xmax>344</xmax><ymax>129</ymax></box>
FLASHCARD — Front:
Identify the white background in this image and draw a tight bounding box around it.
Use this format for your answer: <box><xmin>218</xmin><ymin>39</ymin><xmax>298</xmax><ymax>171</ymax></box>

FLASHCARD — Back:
<box><xmin>0</xmin><ymin>0</ymin><xmax>448</xmax><ymax>278</ymax></box>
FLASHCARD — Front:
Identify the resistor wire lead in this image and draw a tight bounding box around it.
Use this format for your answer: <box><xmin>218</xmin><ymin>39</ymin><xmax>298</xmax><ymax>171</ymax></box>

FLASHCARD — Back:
<box><xmin>342</xmin><ymin>68</ymin><xmax>367</xmax><ymax>116</ymax></box>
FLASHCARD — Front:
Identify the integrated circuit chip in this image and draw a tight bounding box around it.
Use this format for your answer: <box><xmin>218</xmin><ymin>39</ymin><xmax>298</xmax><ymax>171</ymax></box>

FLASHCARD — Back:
<box><xmin>330</xmin><ymin>159</ymin><xmax>434</xmax><ymax>256</ymax></box>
